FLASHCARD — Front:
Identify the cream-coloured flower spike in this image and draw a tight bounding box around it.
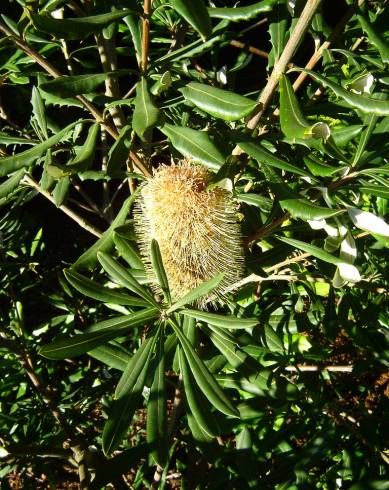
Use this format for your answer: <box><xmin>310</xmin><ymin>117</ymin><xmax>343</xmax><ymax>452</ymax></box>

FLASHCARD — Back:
<box><xmin>134</xmin><ymin>161</ymin><xmax>244</xmax><ymax>306</ymax></box>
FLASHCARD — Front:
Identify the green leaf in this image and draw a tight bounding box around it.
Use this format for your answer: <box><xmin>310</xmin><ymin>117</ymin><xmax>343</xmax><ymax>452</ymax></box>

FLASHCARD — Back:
<box><xmin>40</xmin><ymin>72</ymin><xmax>124</xmax><ymax>97</ymax></box>
<box><xmin>279</xmin><ymin>199</ymin><xmax>345</xmax><ymax>220</ymax></box>
<box><xmin>72</xmin><ymin>189</ymin><xmax>139</xmax><ymax>270</ymax></box>
<box><xmin>0</xmin><ymin>169</ymin><xmax>25</xmax><ymax>199</ymax></box>
<box><xmin>52</xmin><ymin>175</ymin><xmax>70</xmax><ymax>206</ymax></box>
<box><xmin>237</xmin><ymin>140</ymin><xmax>310</xmax><ymax>177</ymax></box>
<box><xmin>264</xmin><ymin>325</ymin><xmax>284</xmax><ymax>353</ymax></box>
<box><xmin>123</xmin><ymin>15</ymin><xmax>142</xmax><ymax>65</ymax></box>
<box><xmin>180</xmin><ymin>82</ymin><xmax>257</xmax><ymax>121</ymax></box>
<box><xmin>31</xmin><ymin>86</ymin><xmax>48</xmax><ymax>138</ymax></box>
<box><xmin>97</xmin><ymin>252</ymin><xmax>158</xmax><ymax>306</ymax></box>
<box><xmin>106</xmin><ymin>125</ymin><xmax>132</xmax><ymax>176</ymax></box>
<box><xmin>236</xmin><ymin>193</ymin><xmax>273</xmax><ymax>211</ymax></box>
<box><xmin>0</xmin><ymin>133</ymin><xmax>38</xmax><ymax>146</ymax></box>
<box><xmin>356</xmin><ymin>13</ymin><xmax>389</xmax><ymax>64</ymax></box>
<box><xmin>67</xmin><ymin>123</ymin><xmax>100</xmax><ymax>172</ymax></box>
<box><xmin>169</xmin><ymin>0</ymin><xmax>212</xmax><ymax>39</ymax></box>
<box><xmin>64</xmin><ymin>269</ymin><xmax>149</xmax><ymax>307</ymax></box>
<box><xmin>160</xmin><ymin>123</ymin><xmax>226</xmax><ymax>170</ymax></box>
<box><xmin>180</xmin><ymin>308</ymin><xmax>258</xmax><ymax>329</ymax></box>
<box><xmin>132</xmin><ymin>78</ymin><xmax>161</xmax><ymax>141</ymax></box>
<box><xmin>178</xmin><ymin>347</ymin><xmax>220</xmax><ymax>437</ymax></box>
<box><xmin>147</xmin><ymin>327</ymin><xmax>168</xmax><ymax>466</ymax></box>
<box><xmin>0</xmin><ymin>119</ymin><xmax>83</xmax><ymax>177</ymax></box>
<box><xmin>113</xmin><ymin>232</ymin><xmax>144</xmax><ymax>270</ymax></box>
<box><xmin>207</xmin><ymin>325</ymin><xmax>260</xmax><ymax>378</ymax></box>
<box><xmin>292</xmin><ymin>68</ymin><xmax>389</xmax><ymax>116</ymax></box>
<box><xmin>208</xmin><ymin>0</ymin><xmax>276</xmax><ymax>20</ymax></box>
<box><xmin>103</xmin><ymin>330</ymin><xmax>158</xmax><ymax>456</ymax></box>
<box><xmin>303</xmin><ymin>155</ymin><xmax>344</xmax><ymax>177</ymax></box>
<box><xmin>276</xmin><ymin>236</ymin><xmax>344</xmax><ymax>266</ymax></box>
<box><xmin>150</xmin><ymin>240</ymin><xmax>171</xmax><ymax>304</ymax></box>
<box><xmin>28</xmin><ymin>9</ymin><xmax>135</xmax><ymax>40</ymax></box>
<box><xmin>279</xmin><ymin>75</ymin><xmax>310</xmax><ymax>140</ymax></box>
<box><xmin>170</xmin><ymin>319</ymin><xmax>239</xmax><ymax>418</ymax></box>
<box><xmin>88</xmin><ymin>343</ymin><xmax>131</xmax><ymax>371</ymax></box>
<box><xmin>39</xmin><ymin>308</ymin><xmax>159</xmax><ymax>359</ymax></box>
<box><xmin>360</xmin><ymin>185</ymin><xmax>389</xmax><ymax>200</ymax></box>
<box><xmin>166</xmin><ymin>273</ymin><xmax>224</xmax><ymax>314</ymax></box>
<box><xmin>115</xmin><ymin>332</ymin><xmax>158</xmax><ymax>399</ymax></box>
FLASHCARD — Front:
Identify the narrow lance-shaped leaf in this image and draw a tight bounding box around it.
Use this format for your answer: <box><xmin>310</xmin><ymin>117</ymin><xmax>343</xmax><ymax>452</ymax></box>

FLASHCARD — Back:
<box><xmin>147</xmin><ymin>326</ymin><xmax>168</xmax><ymax>466</ymax></box>
<box><xmin>88</xmin><ymin>343</ymin><xmax>131</xmax><ymax>371</ymax></box>
<box><xmin>170</xmin><ymin>319</ymin><xmax>239</xmax><ymax>418</ymax></box>
<box><xmin>208</xmin><ymin>0</ymin><xmax>276</xmax><ymax>20</ymax></box>
<box><xmin>72</xmin><ymin>188</ymin><xmax>140</xmax><ymax>270</ymax></box>
<box><xmin>237</xmin><ymin>140</ymin><xmax>310</xmax><ymax>177</ymax></box>
<box><xmin>356</xmin><ymin>13</ymin><xmax>389</xmax><ymax>64</ymax></box>
<box><xmin>132</xmin><ymin>78</ymin><xmax>161</xmax><ymax>141</ymax></box>
<box><xmin>40</xmin><ymin>72</ymin><xmax>126</xmax><ymax>97</ymax></box>
<box><xmin>103</xmin><ymin>329</ymin><xmax>159</xmax><ymax>455</ymax></box>
<box><xmin>113</xmin><ymin>232</ymin><xmax>145</xmax><ymax>270</ymax></box>
<box><xmin>0</xmin><ymin>119</ymin><xmax>86</xmax><ymax>177</ymax></box>
<box><xmin>39</xmin><ymin>307</ymin><xmax>159</xmax><ymax>359</ymax></box>
<box><xmin>67</xmin><ymin>122</ymin><xmax>100</xmax><ymax>172</ymax></box>
<box><xmin>31</xmin><ymin>86</ymin><xmax>48</xmax><ymax>138</ymax></box>
<box><xmin>97</xmin><ymin>252</ymin><xmax>158</xmax><ymax>306</ymax></box>
<box><xmin>150</xmin><ymin>239</ymin><xmax>171</xmax><ymax>304</ymax></box>
<box><xmin>292</xmin><ymin>68</ymin><xmax>389</xmax><ymax>116</ymax></box>
<box><xmin>279</xmin><ymin>75</ymin><xmax>310</xmax><ymax>140</ymax></box>
<box><xmin>169</xmin><ymin>0</ymin><xmax>212</xmax><ymax>40</ymax></box>
<box><xmin>160</xmin><ymin>123</ymin><xmax>226</xmax><ymax>170</ymax></box>
<box><xmin>166</xmin><ymin>273</ymin><xmax>224</xmax><ymax>314</ymax></box>
<box><xmin>180</xmin><ymin>82</ymin><xmax>257</xmax><ymax>121</ymax></box>
<box><xmin>64</xmin><ymin>269</ymin><xmax>149</xmax><ymax>307</ymax></box>
<box><xmin>28</xmin><ymin>9</ymin><xmax>136</xmax><ymax>40</ymax></box>
<box><xmin>279</xmin><ymin>198</ymin><xmax>345</xmax><ymax>221</ymax></box>
<box><xmin>178</xmin><ymin>347</ymin><xmax>220</xmax><ymax>437</ymax></box>
<box><xmin>0</xmin><ymin>169</ymin><xmax>25</xmax><ymax>199</ymax></box>
<box><xmin>180</xmin><ymin>308</ymin><xmax>258</xmax><ymax>329</ymax></box>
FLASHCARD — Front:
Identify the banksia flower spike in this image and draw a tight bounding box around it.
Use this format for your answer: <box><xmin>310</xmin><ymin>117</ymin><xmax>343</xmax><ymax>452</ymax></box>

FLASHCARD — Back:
<box><xmin>134</xmin><ymin>161</ymin><xmax>244</xmax><ymax>307</ymax></box>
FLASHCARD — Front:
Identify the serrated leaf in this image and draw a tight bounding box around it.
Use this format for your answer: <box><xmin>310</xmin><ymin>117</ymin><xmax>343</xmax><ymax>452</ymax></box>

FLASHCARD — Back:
<box><xmin>28</xmin><ymin>9</ymin><xmax>135</xmax><ymax>40</ymax></box>
<box><xmin>280</xmin><ymin>199</ymin><xmax>345</xmax><ymax>221</ymax></box>
<box><xmin>0</xmin><ymin>119</ymin><xmax>83</xmax><ymax>177</ymax></box>
<box><xmin>170</xmin><ymin>319</ymin><xmax>239</xmax><ymax>417</ymax></box>
<box><xmin>237</xmin><ymin>140</ymin><xmax>310</xmax><ymax>177</ymax></box>
<box><xmin>208</xmin><ymin>0</ymin><xmax>276</xmax><ymax>20</ymax></box>
<box><xmin>31</xmin><ymin>86</ymin><xmax>48</xmax><ymax>138</ymax></box>
<box><xmin>147</xmin><ymin>327</ymin><xmax>168</xmax><ymax>466</ymax></box>
<box><xmin>180</xmin><ymin>82</ymin><xmax>257</xmax><ymax>121</ymax></box>
<box><xmin>64</xmin><ymin>269</ymin><xmax>149</xmax><ymax>307</ymax></box>
<box><xmin>0</xmin><ymin>169</ymin><xmax>25</xmax><ymax>199</ymax></box>
<box><xmin>160</xmin><ymin>123</ymin><xmax>226</xmax><ymax>170</ymax></box>
<box><xmin>180</xmin><ymin>308</ymin><xmax>258</xmax><ymax>329</ymax></box>
<box><xmin>166</xmin><ymin>273</ymin><xmax>224</xmax><ymax>314</ymax></box>
<box><xmin>97</xmin><ymin>252</ymin><xmax>158</xmax><ymax>306</ymax></box>
<box><xmin>169</xmin><ymin>0</ymin><xmax>212</xmax><ymax>39</ymax></box>
<box><xmin>39</xmin><ymin>308</ymin><xmax>158</xmax><ymax>359</ymax></box>
<box><xmin>72</xmin><ymin>189</ymin><xmax>139</xmax><ymax>270</ymax></box>
<box><xmin>132</xmin><ymin>78</ymin><xmax>161</xmax><ymax>141</ymax></box>
<box><xmin>40</xmin><ymin>72</ymin><xmax>124</xmax><ymax>97</ymax></box>
<box><xmin>293</xmin><ymin>68</ymin><xmax>389</xmax><ymax>116</ymax></box>
<box><xmin>106</xmin><ymin>125</ymin><xmax>132</xmax><ymax>176</ymax></box>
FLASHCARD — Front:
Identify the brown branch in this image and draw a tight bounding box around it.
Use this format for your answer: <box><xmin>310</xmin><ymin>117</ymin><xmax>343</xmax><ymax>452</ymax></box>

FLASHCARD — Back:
<box><xmin>23</xmin><ymin>175</ymin><xmax>103</xmax><ymax>238</ymax></box>
<box><xmin>245</xmin><ymin>0</ymin><xmax>322</xmax><ymax>131</ymax></box>
<box><xmin>141</xmin><ymin>0</ymin><xmax>153</xmax><ymax>72</ymax></box>
<box><xmin>230</xmin><ymin>39</ymin><xmax>268</xmax><ymax>59</ymax></box>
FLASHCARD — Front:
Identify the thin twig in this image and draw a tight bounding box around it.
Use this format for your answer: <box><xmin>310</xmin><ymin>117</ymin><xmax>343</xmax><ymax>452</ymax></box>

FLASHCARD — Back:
<box><xmin>245</xmin><ymin>0</ymin><xmax>322</xmax><ymax>131</ymax></box>
<box><xmin>0</xmin><ymin>19</ymin><xmax>151</xmax><ymax>177</ymax></box>
<box><xmin>230</xmin><ymin>39</ymin><xmax>268</xmax><ymax>59</ymax></box>
<box><xmin>141</xmin><ymin>0</ymin><xmax>153</xmax><ymax>72</ymax></box>
<box><xmin>23</xmin><ymin>175</ymin><xmax>102</xmax><ymax>238</ymax></box>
